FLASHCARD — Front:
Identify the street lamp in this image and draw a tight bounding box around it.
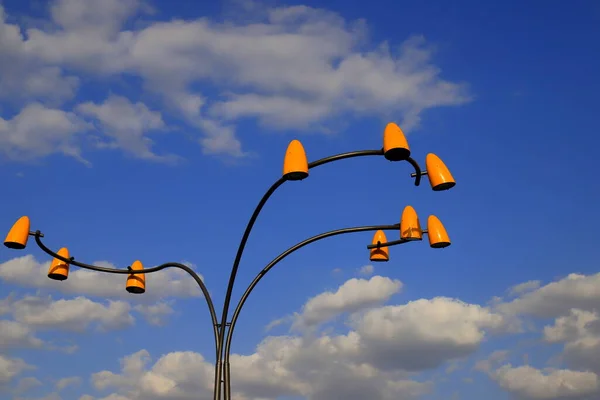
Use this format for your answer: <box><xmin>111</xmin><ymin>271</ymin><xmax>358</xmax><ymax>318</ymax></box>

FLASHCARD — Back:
<box><xmin>3</xmin><ymin>122</ymin><xmax>455</xmax><ymax>400</ymax></box>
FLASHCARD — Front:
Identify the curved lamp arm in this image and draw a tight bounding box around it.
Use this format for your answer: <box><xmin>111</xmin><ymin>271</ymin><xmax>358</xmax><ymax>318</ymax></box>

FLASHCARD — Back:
<box><xmin>32</xmin><ymin>231</ymin><xmax>220</xmax><ymax>356</ymax></box>
<box><xmin>366</xmin><ymin>237</ymin><xmax>412</xmax><ymax>249</ymax></box>
<box><xmin>215</xmin><ymin>149</ymin><xmax>423</xmax><ymax>400</ymax></box>
<box><xmin>222</xmin><ymin>223</ymin><xmax>404</xmax><ymax>399</ymax></box>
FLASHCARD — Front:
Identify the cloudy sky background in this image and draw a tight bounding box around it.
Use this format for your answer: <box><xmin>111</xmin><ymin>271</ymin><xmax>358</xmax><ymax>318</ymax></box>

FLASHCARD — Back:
<box><xmin>1</xmin><ymin>0</ymin><xmax>599</xmax><ymax>399</ymax></box>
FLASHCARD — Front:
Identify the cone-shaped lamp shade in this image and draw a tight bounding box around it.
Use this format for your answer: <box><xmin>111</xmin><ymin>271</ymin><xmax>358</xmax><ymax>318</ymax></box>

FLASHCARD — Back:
<box><xmin>400</xmin><ymin>205</ymin><xmax>423</xmax><ymax>241</ymax></box>
<box><xmin>383</xmin><ymin>122</ymin><xmax>410</xmax><ymax>161</ymax></box>
<box><xmin>426</xmin><ymin>153</ymin><xmax>455</xmax><ymax>191</ymax></box>
<box><xmin>48</xmin><ymin>247</ymin><xmax>70</xmax><ymax>281</ymax></box>
<box><xmin>4</xmin><ymin>216</ymin><xmax>30</xmax><ymax>249</ymax></box>
<box><xmin>283</xmin><ymin>140</ymin><xmax>309</xmax><ymax>181</ymax></box>
<box><xmin>427</xmin><ymin>215</ymin><xmax>451</xmax><ymax>248</ymax></box>
<box><xmin>126</xmin><ymin>260</ymin><xmax>146</xmax><ymax>294</ymax></box>
<box><xmin>370</xmin><ymin>230</ymin><xmax>389</xmax><ymax>262</ymax></box>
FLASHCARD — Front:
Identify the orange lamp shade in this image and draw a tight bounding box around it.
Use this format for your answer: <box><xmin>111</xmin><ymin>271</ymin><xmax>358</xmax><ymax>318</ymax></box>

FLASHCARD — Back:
<box><xmin>370</xmin><ymin>230</ymin><xmax>389</xmax><ymax>262</ymax></box>
<box><xmin>383</xmin><ymin>122</ymin><xmax>410</xmax><ymax>161</ymax></box>
<box><xmin>425</xmin><ymin>153</ymin><xmax>455</xmax><ymax>191</ymax></box>
<box><xmin>48</xmin><ymin>247</ymin><xmax>70</xmax><ymax>281</ymax></box>
<box><xmin>4</xmin><ymin>216</ymin><xmax>31</xmax><ymax>249</ymax></box>
<box><xmin>427</xmin><ymin>215</ymin><xmax>451</xmax><ymax>248</ymax></box>
<box><xmin>400</xmin><ymin>205</ymin><xmax>422</xmax><ymax>241</ymax></box>
<box><xmin>126</xmin><ymin>260</ymin><xmax>146</xmax><ymax>294</ymax></box>
<box><xmin>283</xmin><ymin>140</ymin><xmax>309</xmax><ymax>181</ymax></box>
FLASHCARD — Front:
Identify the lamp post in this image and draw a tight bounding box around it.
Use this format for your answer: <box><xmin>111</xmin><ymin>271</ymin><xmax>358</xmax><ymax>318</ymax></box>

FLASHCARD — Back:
<box><xmin>3</xmin><ymin>122</ymin><xmax>456</xmax><ymax>400</ymax></box>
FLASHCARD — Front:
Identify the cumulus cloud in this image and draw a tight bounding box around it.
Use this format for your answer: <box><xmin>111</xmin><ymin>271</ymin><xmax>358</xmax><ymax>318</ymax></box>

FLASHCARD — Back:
<box><xmin>0</xmin><ymin>355</ymin><xmax>34</xmax><ymax>387</ymax></box>
<box><xmin>476</xmin><ymin>272</ymin><xmax>600</xmax><ymax>399</ymax></box>
<box><xmin>353</xmin><ymin>297</ymin><xmax>505</xmax><ymax>371</ymax></box>
<box><xmin>87</xmin><ymin>344</ymin><xmax>431</xmax><ymax>400</ymax></box>
<box><xmin>0</xmin><ymin>103</ymin><xmax>90</xmax><ymax>163</ymax></box>
<box><xmin>76</xmin><ymin>95</ymin><xmax>178</xmax><ymax>163</ymax></box>
<box><xmin>496</xmin><ymin>273</ymin><xmax>600</xmax><ymax>318</ymax></box>
<box><xmin>14</xmin><ymin>376</ymin><xmax>42</xmax><ymax>394</ymax></box>
<box><xmin>56</xmin><ymin>376</ymin><xmax>82</xmax><ymax>391</ymax></box>
<box><xmin>3</xmin><ymin>295</ymin><xmax>133</xmax><ymax>332</ymax></box>
<box><xmin>491</xmin><ymin>365</ymin><xmax>599</xmax><ymax>399</ymax></box>
<box><xmin>0</xmin><ymin>255</ymin><xmax>204</xmax><ymax>300</ymax></box>
<box><xmin>133</xmin><ymin>301</ymin><xmax>175</xmax><ymax>326</ymax></box>
<box><xmin>79</xmin><ymin>285</ymin><xmax>505</xmax><ymax>400</ymax></box>
<box><xmin>357</xmin><ymin>264</ymin><xmax>374</xmax><ymax>276</ymax></box>
<box><xmin>542</xmin><ymin>309</ymin><xmax>600</xmax><ymax>375</ymax></box>
<box><xmin>292</xmin><ymin>275</ymin><xmax>402</xmax><ymax>329</ymax></box>
<box><xmin>507</xmin><ymin>280</ymin><xmax>541</xmax><ymax>297</ymax></box>
<box><xmin>0</xmin><ymin>319</ymin><xmax>45</xmax><ymax>349</ymax></box>
<box><xmin>0</xmin><ymin>0</ymin><xmax>470</xmax><ymax>162</ymax></box>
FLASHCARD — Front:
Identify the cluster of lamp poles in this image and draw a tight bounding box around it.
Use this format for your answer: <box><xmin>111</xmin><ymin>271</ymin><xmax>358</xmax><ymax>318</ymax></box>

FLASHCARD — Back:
<box><xmin>3</xmin><ymin>122</ymin><xmax>456</xmax><ymax>400</ymax></box>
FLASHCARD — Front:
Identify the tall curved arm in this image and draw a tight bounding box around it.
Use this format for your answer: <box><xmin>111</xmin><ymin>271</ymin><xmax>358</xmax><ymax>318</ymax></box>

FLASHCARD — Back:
<box><xmin>215</xmin><ymin>149</ymin><xmax>424</xmax><ymax>400</ymax></box>
<box><xmin>222</xmin><ymin>223</ymin><xmax>402</xmax><ymax>399</ymax></box>
<box><xmin>33</xmin><ymin>232</ymin><xmax>220</xmax><ymax>357</ymax></box>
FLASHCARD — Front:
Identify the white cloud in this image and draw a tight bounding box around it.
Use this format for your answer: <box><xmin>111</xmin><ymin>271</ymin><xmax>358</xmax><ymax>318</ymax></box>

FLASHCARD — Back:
<box><xmin>543</xmin><ymin>309</ymin><xmax>599</xmax><ymax>344</ymax></box>
<box><xmin>88</xmin><ymin>344</ymin><xmax>431</xmax><ymax>400</ymax></box>
<box><xmin>0</xmin><ymin>0</ymin><xmax>470</xmax><ymax>162</ymax></box>
<box><xmin>6</xmin><ymin>295</ymin><xmax>134</xmax><ymax>332</ymax></box>
<box><xmin>0</xmin><ymin>319</ymin><xmax>44</xmax><ymax>349</ymax></box>
<box><xmin>496</xmin><ymin>273</ymin><xmax>600</xmax><ymax>318</ymax></box>
<box><xmin>507</xmin><ymin>280</ymin><xmax>541</xmax><ymax>297</ymax></box>
<box><xmin>542</xmin><ymin>309</ymin><xmax>600</xmax><ymax>375</ymax></box>
<box><xmin>474</xmin><ymin>350</ymin><xmax>509</xmax><ymax>373</ymax></box>
<box><xmin>491</xmin><ymin>365</ymin><xmax>599</xmax><ymax>399</ymax></box>
<box><xmin>0</xmin><ymin>355</ymin><xmax>34</xmax><ymax>387</ymax></box>
<box><xmin>0</xmin><ymin>255</ymin><xmax>204</xmax><ymax>300</ymax></box>
<box><xmin>56</xmin><ymin>376</ymin><xmax>82</xmax><ymax>391</ymax></box>
<box><xmin>0</xmin><ymin>103</ymin><xmax>90</xmax><ymax>163</ymax></box>
<box><xmin>14</xmin><ymin>376</ymin><xmax>42</xmax><ymax>394</ymax></box>
<box><xmin>357</xmin><ymin>264</ymin><xmax>374</xmax><ymax>276</ymax></box>
<box><xmin>480</xmin><ymin>272</ymin><xmax>600</xmax><ymax>399</ymax></box>
<box><xmin>133</xmin><ymin>301</ymin><xmax>175</xmax><ymax>326</ymax></box>
<box><xmin>292</xmin><ymin>275</ymin><xmax>402</xmax><ymax>329</ymax></box>
<box><xmin>76</xmin><ymin>95</ymin><xmax>178</xmax><ymax>163</ymax></box>
<box><xmin>354</xmin><ymin>297</ymin><xmax>505</xmax><ymax>371</ymax></box>
<box><xmin>81</xmin><ymin>288</ymin><xmax>505</xmax><ymax>400</ymax></box>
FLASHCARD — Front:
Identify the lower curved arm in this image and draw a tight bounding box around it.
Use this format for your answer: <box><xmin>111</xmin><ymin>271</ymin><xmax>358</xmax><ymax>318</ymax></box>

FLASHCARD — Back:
<box><xmin>33</xmin><ymin>232</ymin><xmax>220</xmax><ymax>355</ymax></box>
<box><xmin>223</xmin><ymin>223</ymin><xmax>400</xmax><ymax>365</ymax></box>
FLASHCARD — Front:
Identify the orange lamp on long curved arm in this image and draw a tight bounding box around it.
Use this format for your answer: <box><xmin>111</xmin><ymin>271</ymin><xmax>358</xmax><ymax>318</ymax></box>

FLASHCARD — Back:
<box><xmin>48</xmin><ymin>247</ymin><xmax>70</xmax><ymax>281</ymax></box>
<box><xmin>400</xmin><ymin>205</ymin><xmax>423</xmax><ymax>241</ymax></box>
<box><xmin>410</xmin><ymin>153</ymin><xmax>456</xmax><ymax>191</ymax></box>
<box><xmin>427</xmin><ymin>215</ymin><xmax>451</xmax><ymax>248</ymax></box>
<box><xmin>126</xmin><ymin>260</ymin><xmax>146</xmax><ymax>294</ymax></box>
<box><xmin>383</xmin><ymin>122</ymin><xmax>411</xmax><ymax>161</ymax></box>
<box><xmin>370</xmin><ymin>230</ymin><xmax>390</xmax><ymax>262</ymax></box>
<box><xmin>4</xmin><ymin>216</ymin><xmax>31</xmax><ymax>249</ymax></box>
<box><xmin>283</xmin><ymin>140</ymin><xmax>309</xmax><ymax>181</ymax></box>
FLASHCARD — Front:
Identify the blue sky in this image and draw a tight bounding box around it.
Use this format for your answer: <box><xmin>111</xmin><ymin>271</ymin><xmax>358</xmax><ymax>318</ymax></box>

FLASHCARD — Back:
<box><xmin>0</xmin><ymin>0</ymin><xmax>599</xmax><ymax>399</ymax></box>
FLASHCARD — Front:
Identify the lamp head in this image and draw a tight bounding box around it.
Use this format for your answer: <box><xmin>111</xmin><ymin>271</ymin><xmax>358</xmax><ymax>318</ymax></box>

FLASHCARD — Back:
<box><xmin>383</xmin><ymin>122</ymin><xmax>410</xmax><ymax>161</ymax></box>
<box><xmin>126</xmin><ymin>260</ymin><xmax>146</xmax><ymax>294</ymax></box>
<box><xmin>400</xmin><ymin>205</ymin><xmax>422</xmax><ymax>241</ymax></box>
<box><xmin>283</xmin><ymin>140</ymin><xmax>309</xmax><ymax>181</ymax></box>
<box><xmin>4</xmin><ymin>216</ymin><xmax>31</xmax><ymax>249</ymax></box>
<box><xmin>425</xmin><ymin>153</ymin><xmax>455</xmax><ymax>191</ymax></box>
<box><xmin>48</xmin><ymin>247</ymin><xmax>70</xmax><ymax>281</ymax></box>
<box><xmin>370</xmin><ymin>230</ymin><xmax>390</xmax><ymax>262</ymax></box>
<box><xmin>427</xmin><ymin>215</ymin><xmax>451</xmax><ymax>248</ymax></box>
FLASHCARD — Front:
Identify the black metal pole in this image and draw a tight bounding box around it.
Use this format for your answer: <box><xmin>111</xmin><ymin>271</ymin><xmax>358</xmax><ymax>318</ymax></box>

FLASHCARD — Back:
<box><xmin>216</xmin><ymin>149</ymin><xmax>394</xmax><ymax>399</ymax></box>
<box><xmin>218</xmin><ymin>149</ymin><xmax>423</xmax><ymax>400</ymax></box>
<box><xmin>213</xmin><ymin>177</ymin><xmax>286</xmax><ymax>400</ymax></box>
<box><xmin>23</xmin><ymin>148</ymin><xmax>424</xmax><ymax>400</ymax></box>
<box><xmin>222</xmin><ymin>223</ymin><xmax>401</xmax><ymax>399</ymax></box>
